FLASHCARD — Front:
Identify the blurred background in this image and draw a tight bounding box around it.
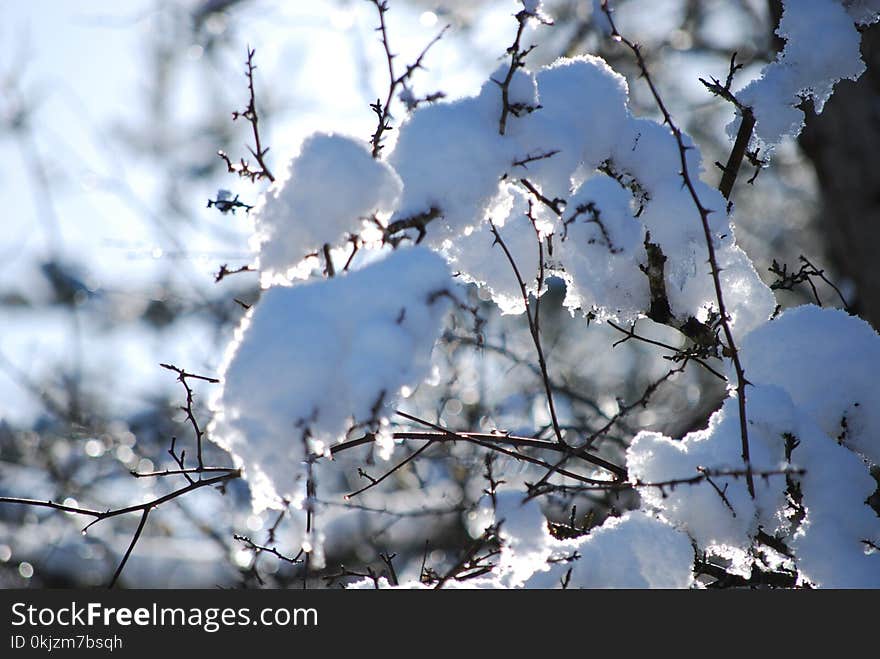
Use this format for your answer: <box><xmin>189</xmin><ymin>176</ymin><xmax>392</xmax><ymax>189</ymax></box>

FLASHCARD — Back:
<box><xmin>1</xmin><ymin>0</ymin><xmax>874</xmax><ymax>587</ymax></box>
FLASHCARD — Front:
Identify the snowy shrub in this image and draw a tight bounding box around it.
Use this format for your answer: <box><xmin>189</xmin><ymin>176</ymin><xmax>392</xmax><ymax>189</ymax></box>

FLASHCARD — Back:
<box><xmin>4</xmin><ymin>0</ymin><xmax>879</xmax><ymax>589</ymax></box>
<box><xmin>209</xmin><ymin>247</ymin><xmax>452</xmax><ymax>513</ymax></box>
<box><xmin>204</xmin><ymin>0</ymin><xmax>879</xmax><ymax>588</ymax></box>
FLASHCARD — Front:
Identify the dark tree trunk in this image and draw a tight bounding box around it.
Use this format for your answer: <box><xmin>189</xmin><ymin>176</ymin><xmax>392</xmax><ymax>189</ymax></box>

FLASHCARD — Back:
<box><xmin>799</xmin><ymin>22</ymin><xmax>880</xmax><ymax>329</ymax></box>
<box><xmin>768</xmin><ymin>0</ymin><xmax>880</xmax><ymax>328</ymax></box>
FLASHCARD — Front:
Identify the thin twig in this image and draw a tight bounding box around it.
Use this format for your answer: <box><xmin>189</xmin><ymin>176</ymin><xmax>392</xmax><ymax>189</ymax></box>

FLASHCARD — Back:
<box><xmin>495</xmin><ymin>8</ymin><xmax>549</xmax><ymax>135</ymax></box>
<box><xmin>159</xmin><ymin>363</ymin><xmax>219</xmax><ymax>472</ymax></box>
<box><xmin>366</xmin><ymin>0</ymin><xmax>448</xmax><ymax>157</ymax></box>
<box><xmin>345</xmin><ymin>441</ymin><xmax>436</xmax><ymax>499</ymax></box>
<box><xmin>218</xmin><ymin>47</ymin><xmax>275</xmax><ymax>183</ymax></box>
<box><xmin>489</xmin><ymin>218</ymin><xmax>567</xmax><ymax>448</ymax></box>
<box><xmin>108</xmin><ymin>508</ymin><xmax>151</xmax><ymax>589</ymax></box>
<box><xmin>393</xmin><ymin>410</ymin><xmax>624</xmax><ymax>481</ymax></box>
<box><xmin>234</xmin><ymin>534</ymin><xmax>304</xmax><ymax>564</ymax></box>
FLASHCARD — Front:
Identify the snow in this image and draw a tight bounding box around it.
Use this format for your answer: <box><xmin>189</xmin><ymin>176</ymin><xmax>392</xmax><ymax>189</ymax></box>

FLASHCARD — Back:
<box><xmin>90</xmin><ymin>4</ymin><xmax>880</xmax><ymax>587</ymax></box>
<box><xmin>388</xmin><ymin>66</ymin><xmax>537</xmax><ymax>249</ymax></box>
<box><xmin>492</xmin><ymin>490</ymin><xmax>555</xmax><ymax>587</ymax></box>
<box><xmin>606</xmin><ymin>118</ymin><xmax>774</xmax><ymax>338</ymax></box>
<box><xmin>445</xmin><ymin>185</ymin><xmax>547</xmax><ymax>315</ymax></box>
<box><xmin>627</xmin><ymin>387</ymin><xmax>793</xmax><ymax>571</ymax></box>
<box><xmin>209</xmin><ymin>247</ymin><xmax>452</xmax><ymax>512</ymax></box>
<box><xmin>382</xmin><ymin>50</ymin><xmax>776</xmax><ymax>335</ymax></box>
<box><xmin>462</xmin><ymin>492</ymin><xmax>694</xmax><ymax>589</ymax></box>
<box><xmin>520</xmin><ymin>56</ymin><xmax>632</xmax><ymax>201</ymax></box>
<box><xmin>525</xmin><ymin>511</ymin><xmax>695</xmax><ymax>589</ymax></box>
<box><xmin>629</xmin><ymin>377</ymin><xmax>880</xmax><ymax>587</ymax></box>
<box><xmin>555</xmin><ymin>175</ymin><xmax>648</xmax><ymax>322</ymax></box>
<box><xmin>200</xmin><ymin>7</ymin><xmax>880</xmax><ymax>587</ymax></box>
<box><xmin>738</xmin><ymin>305</ymin><xmax>880</xmax><ymax>466</ymax></box>
<box><xmin>252</xmin><ymin>132</ymin><xmax>403</xmax><ymax>285</ymax></box>
<box><xmin>786</xmin><ymin>413</ymin><xmax>880</xmax><ymax>587</ymax></box>
<box><xmin>732</xmin><ymin>0</ymin><xmax>874</xmax><ymax>149</ymax></box>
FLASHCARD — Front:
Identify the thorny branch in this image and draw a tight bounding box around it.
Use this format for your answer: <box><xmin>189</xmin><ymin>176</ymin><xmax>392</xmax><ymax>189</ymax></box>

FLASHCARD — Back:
<box><xmin>602</xmin><ymin>0</ymin><xmax>756</xmax><ymax>498</ymax></box>
<box><xmin>159</xmin><ymin>362</ymin><xmax>219</xmax><ymax>471</ymax></box>
<box><xmin>526</xmin><ymin>466</ymin><xmax>803</xmax><ymax>497</ymax></box>
<box><xmin>345</xmin><ymin>440</ymin><xmax>437</xmax><ymax>499</ymax></box>
<box><xmin>109</xmin><ymin>508</ymin><xmax>150</xmax><ymax>589</ymax></box>
<box><xmin>430</xmin><ymin>526</ymin><xmax>501</xmax><ymax>588</ymax></box>
<box><xmin>366</xmin><ymin>0</ymin><xmax>448</xmax><ymax>158</ymax></box>
<box><xmin>390</xmin><ymin>410</ymin><xmax>626</xmax><ymax>481</ymax></box>
<box><xmin>696</xmin><ymin>557</ymin><xmax>798</xmax><ymax>588</ymax></box>
<box><xmin>561</xmin><ymin>200</ymin><xmax>621</xmax><ymax>253</ymax></box>
<box><xmin>606</xmin><ymin>320</ymin><xmax>726</xmax><ymax>380</ymax></box>
<box><xmin>441</xmin><ymin>331</ymin><xmax>629</xmax><ymax>425</ymax></box>
<box><xmin>381</xmin><ymin>206</ymin><xmax>442</xmax><ymax>244</ymax></box>
<box><xmin>495</xmin><ymin>7</ymin><xmax>550</xmax><ymax>135</ymax></box>
<box><xmin>698</xmin><ymin>51</ymin><xmax>759</xmax><ymax>202</ymax></box>
<box><xmin>769</xmin><ymin>255</ymin><xmax>851</xmax><ymax>311</ymax></box>
<box><xmin>527</xmin><ymin>362</ymin><xmax>687</xmax><ymax>492</ymax></box>
<box><xmin>489</xmin><ymin>215</ymin><xmax>567</xmax><ymax>449</ymax></box>
<box><xmin>215</xmin><ymin>263</ymin><xmax>255</xmax><ymax>283</ymax></box>
<box><xmin>0</xmin><ymin>471</ymin><xmax>240</xmax><ymax>587</ymax></box>
<box><xmin>207</xmin><ymin>191</ymin><xmax>253</xmax><ymax>215</ymax></box>
<box><xmin>218</xmin><ymin>47</ymin><xmax>275</xmax><ymax>183</ymax></box>
<box><xmin>234</xmin><ymin>534</ymin><xmax>304</xmax><ymax>565</ymax></box>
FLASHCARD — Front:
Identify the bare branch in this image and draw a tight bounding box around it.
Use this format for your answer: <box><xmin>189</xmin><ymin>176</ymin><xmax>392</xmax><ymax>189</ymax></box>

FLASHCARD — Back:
<box><xmin>219</xmin><ymin>47</ymin><xmax>275</xmax><ymax>183</ymax></box>
<box><xmin>602</xmin><ymin>0</ymin><xmax>756</xmax><ymax>498</ymax></box>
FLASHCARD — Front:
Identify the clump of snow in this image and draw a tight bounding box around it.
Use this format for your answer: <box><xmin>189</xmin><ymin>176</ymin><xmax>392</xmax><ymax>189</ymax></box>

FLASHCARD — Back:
<box><xmin>627</xmin><ymin>387</ymin><xmax>793</xmax><ymax>571</ymax></box>
<box><xmin>214</xmin><ymin>12</ymin><xmax>878</xmax><ymax>586</ymax></box>
<box><xmin>388</xmin><ymin>66</ymin><xmax>537</xmax><ymax>248</ymax></box>
<box><xmin>519</xmin><ymin>56</ymin><xmax>631</xmax><ymax>201</ymax></box>
<box><xmin>606</xmin><ymin>118</ymin><xmax>774</xmax><ymax>338</ymax></box>
<box><xmin>209</xmin><ymin>247</ymin><xmax>452</xmax><ymax>512</ymax></box>
<box><xmin>492</xmin><ymin>490</ymin><xmax>555</xmax><ymax>587</ymax></box>
<box><xmin>385</xmin><ymin>52</ymin><xmax>775</xmax><ymax>334</ymax></box>
<box><xmin>732</xmin><ymin>0</ymin><xmax>874</xmax><ymax>149</ymax></box>
<box><xmin>462</xmin><ymin>489</ymin><xmax>552</xmax><ymax>588</ymax></box>
<box><xmin>445</xmin><ymin>185</ymin><xmax>547</xmax><ymax>315</ymax></box>
<box><xmin>466</xmin><ymin>492</ymin><xmax>694</xmax><ymax>589</ymax></box>
<box><xmin>785</xmin><ymin>413</ymin><xmax>880</xmax><ymax>587</ymax></box>
<box><xmin>738</xmin><ymin>305</ymin><xmax>880</xmax><ymax>466</ymax></box>
<box><xmin>524</xmin><ymin>511</ymin><xmax>695</xmax><ymax>589</ymax></box>
<box><xmin>252</xmin><ymin>132</ymin><xmax>402</xmax><ymax>284</ymax></box>
<box><xmin>555</xmin><ymin>175</ymin><xmax>648</xmax><ymax>322</ymax></box>
<box><xmin>628</xmin><ymin>374</ymin><xmax>880</xmax><ymax>587</ymax></box>
<box><xmin>714</xmin><ymin>243</ymin><xmax>778</xmax><ymax>338</ymax></box>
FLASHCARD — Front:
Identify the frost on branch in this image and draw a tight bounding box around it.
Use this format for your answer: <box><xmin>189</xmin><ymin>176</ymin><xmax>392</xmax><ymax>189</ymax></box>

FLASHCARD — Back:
<box><xmin>731</xmin><ymin>0</ymin><xmax>879</xmax><ymax>150</ymax></box>
<box><xmin>208</xmin><ymin>247</ymin><xmax>452</xmax><ymax>513</ymax></box>
<box><xmin>252</xmin><ymin>132</ymin><xmax>403</xmax><ymax>284</ymax></box>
